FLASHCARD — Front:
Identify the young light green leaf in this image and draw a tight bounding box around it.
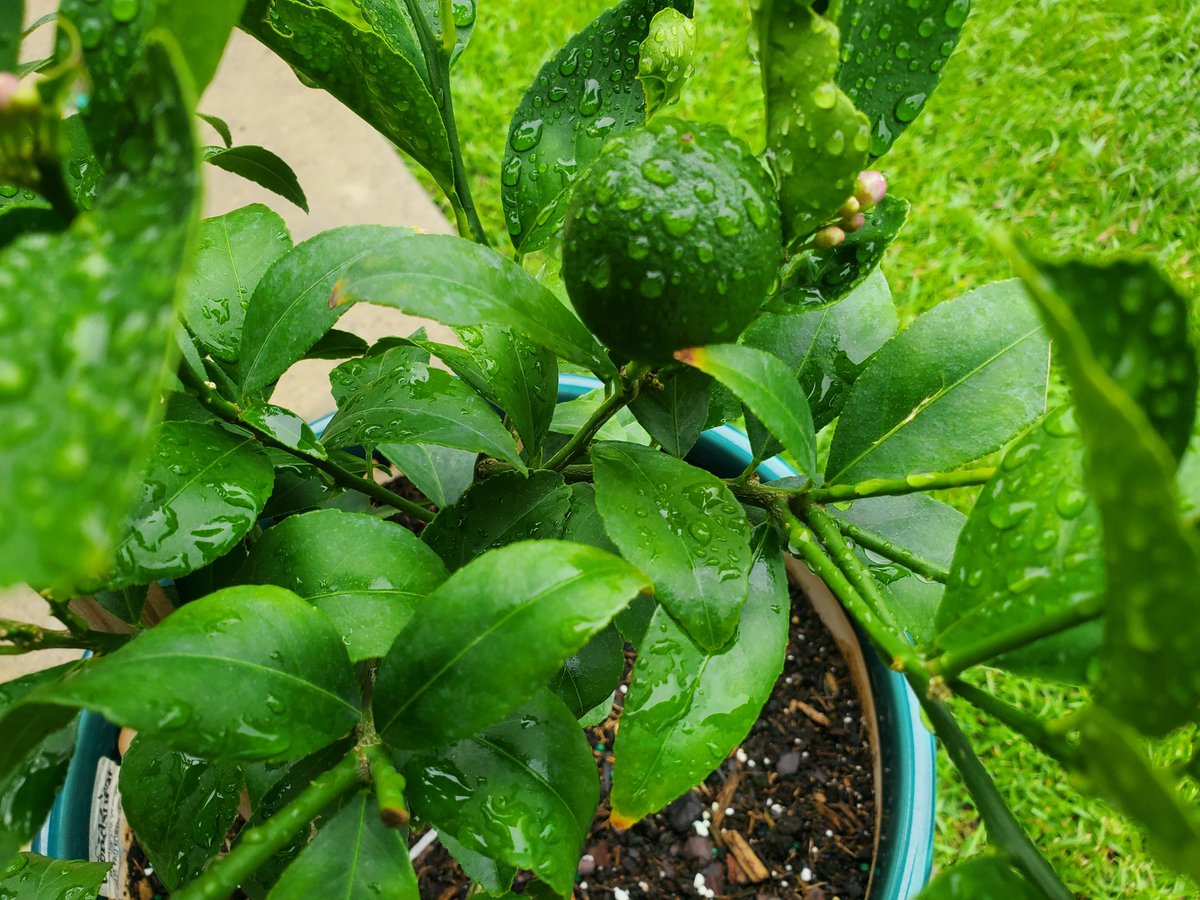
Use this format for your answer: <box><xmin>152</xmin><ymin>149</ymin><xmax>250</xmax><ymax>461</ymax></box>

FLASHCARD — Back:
<box><xmin>374</xmin><ymin>540</ymin><xmax>651</xmax><ymax>749</ymax></box>
<box><xmin>0</xmin><ymin>854</ymin><xmax>110</xmax><ymax>900</ymax></box>
<box><xmin>592</xmin><ymin>442</ymin><xmax>753</xmax><ymax>650</ymax></box>
<box><xmin>826</xmin><ymin>279</ymin><xmax>1050</xmax><ymax>485</ymax></box>
<box><xmin>776</xmin><ymin>197</ymin><xmax>909</xmax><ymax>310</ymax></box>
<box><xmin>379</xmin><ymin>442</ymin><xmax>476</xmax><ymax>508</ymax></box>
<box><xmin>754</xmin><ymin>0</ymin><xmax>870</xmax><ymax>241</ymax></box>
<box><xmin>405</xmin><ymin>690</ymin><xmax>599</xmax><ymax>896</ymax></box>
<box><xmin>198</xmin><ymin>112</ymin><xmax>233</xmax><ymax>148</ymax></box>
<box><xmin>676</xmin><ymin>344</ymin><xmax>817</xmax><ymax>479</ymax></box>
<box><xmin>629</xmin><ymin>367</ymin><xmax>711</xmax><ymax>457</ymax></box>
<box><xmin>182</xmin><ymin>204</ymin><xmax>292</xmax><ymax>363</ymax></box>
<box><xmin>267</xmin><ymin>791</ymin><xmax>418</xmax><ymax>899</ymax></box>
<box><xmin>836</xmin><ymin>0</ymin><xmax>970</xmax><ymax>158</ymax></box>
<box><xmin>422</xmin><ymin>471</ymin><xmax>572</xmax><ymax>570</ymax></box>
<box><xmin>106</xmin><ymin>421</ymin><xmax>274</xmax><ymax>589</ymax></box>
<box><xmin>500</xmin><ymin>0</ymin><xmax>694</xmax><ymax>253</ymax></box>
<box><xmin>745</xmin><ymin>268</ymin><xmax>898</xmax><ymax>432</ymax></box>
<box><xmin>0</xmin><ymin>39</ymin><xmax>200</xmax><ymax>594</ymax></box>
<box><xmin>239</xmin><ymin>509</ymin><xmax>448</xmax><ymax>661</ymax></box>
<box><xmin>550</xmin><ymin>624</ymin><xmax>624</xmax><ymax>720</ymax></box>
<box><xmin>610</xmin><ymin>526</ymin><xmax>788</xmax><ymax>826</ymax></box>
<box><xmin>551</xmin><ymin>389</ymin><xmax>652</xmax><ymax>445</ymax></box>
<box><xmin>242</xmin><ymin>0</ymin><xmax>455</xmax><ymax>199</ymax></box>
<box><xmin>204</xmin><ymin>145</ymin><xmax>308</xmax><ymax>212</ymax></box>
<box><xmin>335</xmin><ymin>230</ymin><xmax>616</xmax><ymax>379</ymax></box>
<box><xmin>31</xmin><ymin>586</ymin><xmax>359</xmax><ymax>761</ymax></box>
<box><xmin>638</xmin><ymin>8</ymin><xmax>697</xmax><ymax>115</ymax></box>
<box><xmin>936</xmin><ymin>409</ymin><xmax>1104</xmax><ymax>682</ymax></box>
<box><xmin>1012</xmin><ymin>248</ymin><xmax>1200</xmax><ymax>736</ymax></box>
<box><xmin>119</xmin><ymin>738</ymin><xmax>241</xmax><ymax>890</ymax></box>
<box><xmin>914</xmin><ymin>854</ymin><xmax>1038</xmax><ymax>900</ymax></box>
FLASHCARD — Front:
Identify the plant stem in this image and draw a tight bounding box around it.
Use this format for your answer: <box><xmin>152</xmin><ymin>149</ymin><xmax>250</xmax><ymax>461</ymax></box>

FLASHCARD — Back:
<box><xmin>0</xmin><ymin>618</ymin><xmax>124</xmax><ymax>654</ymax></box>
<box><xmin>180</xmin><ymin>369</ymin><xmax>434</xmax><ymax>522</ymax></box>
<box><xmin>365</xmin><ymin>744</ymin><xmax>410</xmax><ymax>828</ymax></box>
<box><xmin>803</xmin><ymin>504</ymin><xmax>901</xmax><ymax>632</ymax></box>
<box><xmin>36</xmin><ymin>157</ymin><xmax>77</xmax><ymax>223</ymax></box>
<box><xmin>831</xmin><ymin>516</ymin><xmax>949</xmax><ymax>583</ymax></box>
<box><xmin>918</xmin><ymin>695</ymin><xmax>1076</xmax><ymax>900</ymax></box>
<box><xmin>949</xmin><ymin>677</ymin><xmax>1079</xmax><ymax>765</ymax></box>
<box><xmin>545</xmin><ymin>365</ymin><xmax>650</xmax><ymax>471</ymax></box>
<box><xmin>174</xmin><ymin>751</ymin><xmax>366</xmax><ymax>900</ymax></box>
<box><xmin>807</xmin><ymin>466</ymin><xmax>996</xmax><ymax>503</ymax></box>
<box><xmin>927</xmin><ymin>596</ymin><xmax>1105</xmax><ymax>678</ymax></box>
<box><xmin>733</xmin><ymin>447</ymin><xmax>768</xmax><ymax>484</ymax></box>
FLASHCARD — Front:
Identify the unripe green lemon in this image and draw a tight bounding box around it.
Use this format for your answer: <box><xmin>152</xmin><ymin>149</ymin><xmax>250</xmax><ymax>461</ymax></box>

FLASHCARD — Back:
<box><xmin>562</xmin><ymin>117</ymin><xmax>782</xmax><ymax>362</ymax></box>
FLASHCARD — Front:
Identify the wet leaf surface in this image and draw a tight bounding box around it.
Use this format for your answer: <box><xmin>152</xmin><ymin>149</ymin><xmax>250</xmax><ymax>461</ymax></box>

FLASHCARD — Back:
<box><xmin>914</xmin><ymin>854</ymin><xmax>1038</xmax><ymax>899</ymax></box>
<box><xmin>204</xmin><ymin>145</ymin><xmax>308</xmax><ymax>212</ymax></box>
<box><xmin>0</xmin><ymin>853</ymin><xmax>110</xmax><ymax>900</ymax></box>
<box><xmin>380</xmin><ymin>443</ymin><xmax>477</xmax><ymax>509</ymax></box>
<box><xmin>629</xmin><ymin>367</ymin><xmax>711</xmax><ymax>458</ymax></box>
<box><xmin>241</xmin><ymin>403</ymin><xmax>326</xmax><ymax>459</ymax></box>
<box><xmin>550</xmin><ymin>623</ymin><xmax>624</xmax><ymax>720</ymax></box>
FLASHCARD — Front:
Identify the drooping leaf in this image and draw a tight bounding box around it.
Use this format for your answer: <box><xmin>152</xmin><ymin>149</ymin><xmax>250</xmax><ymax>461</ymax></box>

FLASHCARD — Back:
<box><xmin>198</xmin><ymin>112</ymin><xmax>234</xmax><ymax>148</ymax></box>
<box><xmin>0</xmin><ymin>38</ymin><xmax>200</xmax><ymax>594</ymax></box>
<box><xmin>835</xmin><ymin>0</ymin><xmax>970</xmax><ymax>158</ymax></box>
<box><xmin>303</xmin><ymin>328</ymin><xmax>369</xmax><ymax>360</ymax></box>
<box><xmin>936</xmin><ymin>409</ymin><xmax>1104</xmax><ymax>682</ymax></box>
<box><xmin>592</xmin><ymin>442</ymin><xmax>753</xmax><ymax>650</ymax></box>
<box><xmin>422</xmin><ymin>471</ymin><xmax>572</xmax><ymax>570</ymax></box>
<box><xmin>374</xmin><ymin>540</ymin><xmax>651</xmax><ymax>749</ymax></box>
<box><xmin>405</xmin><ymin>690</ymin><xmax>599</xmax><ymax>896</ymax></box>
<box><xmin>610</xmin><ymin>526</ymin><xmax>788</xmax><ymax>826</ymax></box>
<box><xmin>204</xmin><ymin>145</ymin><xmax>308</xmax><ymax>212</ymax></box>
<box><xmin>500</xmin><ymin>0</ymin><xmax>694</xmax><ymax>253</ymax></box>
<box><xmin>27</xmin><ymin>586</ymin><xmax>359</xmax><ymax>761</ymax></box>
<box><xmin>1013</xmin><ymin>249</ymin><xmax>1200</xmax><ymax>736</ymax></box>
<box><xmin>0</xmin><ymin>854</ymin><xmax>110</xmax><ymax>900</ymax></box>
<box><xmin>328</xmin><ymin>337</ymin><xmax>429</xmax><ymax>406</ymax></box>
<box><xmin>239</xmin><ymin>509</ymin><xmax>448</xmax><ymax>661</ymax></box>
<box><xmin>267</xmin><ymin>791</ymin><xmax>419</xmax><ymax>899</ymax></box>
<box><xmin>182</xmin><ymin>204</ymin><xmax>292</xmax><ymax>363</ymax></box>
<box><xmin>776</xmin><ymin>197</ymin><xmax>909</xmax><ymax>310</ymax></box>
<box><xmin>241</xmin><ymin>0</ymin><xmax>456</xmax><ymax>197</ymax></box>
<box><xmin>832</xmin><ymin>492</ymin><xmax>964</xmax><ymax>646</ymax></box>
<box><xmin>745</xmin><ymin>267</ymin><xmax>897</xmax><ymax>432</ymax></box>
<box><xmin>437</xmin><ymin>832</ymin><xmax>517</xmax><ymax>898</ymax></box>
<box><xmin>550</xmin><ymin>624</ymin><xmax>624</xmax><ymax>719</ymax></box>
<box><xmin>914</xmin><ymin>854</ymin><xmax>1038</xmax><ymax>900</ymax></box>
<box><xmin>379</xmin><ymin>442</ymin><xmax>476</xmax><ymax>508</ymax></box>
<box><xmin>334</xmin><ymin>230</ymin><xmax>617</xmax><ymax>379</ymax></box>
<box><xmin>826</xmin><ymin>279</ymin><xmax>1050</xmax><ymax>485</ymax></box>
<box><xmin>119</xmin><ymin>738</ymin><xmax>242</xmax><ymax>890</ymax></box>
<box><xmin>754</xmin><ymin>0</ymin><xmax>870</xmax><ymax>241</ymax></box>
<box><xmin>676</xmin><ymin>344</ymin><xmax>817</xmax><ymax>479</ymax></box>
<box><xmin>629</xmin><ymin>367</ymin><xmax>711</xmax><ymax>457</ymax></box>
<box><xmin>105</xmin><ymin>420</ymin><xmax>274</xmax><ymax>589</ymax></box>
<box><xmin>240</xmin><ymin>403</ymin><xmax>327</xmax><ymax>459</ymax></box>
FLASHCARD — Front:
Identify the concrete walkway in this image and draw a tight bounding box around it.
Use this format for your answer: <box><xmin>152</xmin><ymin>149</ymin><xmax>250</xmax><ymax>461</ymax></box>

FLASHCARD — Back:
<box><xmin>2</xmin><ymin>10</ymin><xmax>455</xmax><ymax>681</ymax></box>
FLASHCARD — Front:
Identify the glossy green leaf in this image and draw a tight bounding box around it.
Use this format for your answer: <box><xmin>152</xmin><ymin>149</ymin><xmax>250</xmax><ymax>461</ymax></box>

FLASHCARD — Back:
<box><xmin>241</xmin><ymin>0</ymin><xmax>455</xmax><ymax>197</ymax></box>
<box><xmin>499</xmin><ymin>0</ymin><xmax>694</xmax><ymax>253</ymax></box>
<box><xmin>241</xmin><ymin>403</ymin><xmax>327</xmax><ymax>459</ymax></box>
<box><xmin>199</xmin><ymin>112</ymin><xmax>234</xmax><ymax>148</ymax></box>
<box><xmin>610</xmin><ymin>526</ymin><xmax>788</xmax><ymax>825</ymax></box>
<box><xmin>405</xmin><ymin>690</ymin><xmax>598</xmax><ymax>896</ymax></box>
<box><xmin>106</xmin><ymin>420</ymin><xmax>274</xmax><ymax>588</ymax></box>
<box><xmin>754</xmin><ymin>0</ymin><xmax>870</xmax><ymax>241</ymax></box>
<box><xmin>745</xmin><ymin>267</ymin><xmax>897</xmax><ymax>432</ymax></box>
<box><xmin>414</xmin><ymin>0</ymin><xmax>476</xmax><ymax>65</ymax></box>
<box><xmin>1030</xmin><ymin>257</ymin><xmax>1197</xmax><ymax>461</ymax></box>
<box><xmin>119</xmin><ymin>738</ymin><xmax>241</xmax><ymax>890</ymax></box>
<box><xmin>835</xmin><ymin>0</ymin><xmax>970</xmax><ymax>158</ymax></box>
<box><xmin>321</xmin><ymin>362</ymin><xmax>524</xmax><ymax>469</ymax></box>
<box><xmin>31</xmin><ymin>586</ymin><xmax>359</xmax><ymax>761</ymax></box>
<box><xmin>422</xmin><ymin>471</ymin><xmax>572</xmax><ymax>570</ymax></box>
<box><xmin>0</xmin><ymin>39</ymin><xmax>200</xmax><ymax>594</ymax></box>
<box><xmin>328</xmin><ymin>338</ymin><xmax>429</xmax><ymax>407</ymax></box>
<box><xmin>1072</xmin><ymin>705</ymin><xmax>1200</xmax><ymax>880</ymax></box>
<box><xmin>677</xmin><ymin>344</ymin><xmax>817</xmax><ymax>479</ymax></box>
<box><xmin>936</xmin><ymin>409</ymin><xmax>1104</xmax><ymax>682</ymax></box>
<box><xmin>0</xmin><ymin>2</ymin><xmax>21</xmax><ymax>72</ymax></box>
<box><xmin>0</xmin><ymin>665</ymin><xmax>80</xmax><ymax>863</ymax></box>
<box><xmin>182</xmin><ymin>204</ymin><xmax>292</xmax><ymax>363</ymax></box>
<box><xmin>592</xmin><ymin>442</ymin><xmax>753</xmax><ymax>650</ymax></box>
<box><xmin>638</xmin><ymin>7</ymin><xmax>697</xmax><ymax>115</ymax></box>
<box><xmin>379</xmin><ymin>442</ymin><xmax>476</xmax><ymax>509</ymax></box>
<box><xmin>375</xmin><ymin>540</ymin><xmax>651</xmax><ymax>749</ymax></box>
<box><xmin>562</xmin><ymin>483</ymin><xmax>619</xmax><ymax>554</ymax></box>
<box><xmin>1014</xmin><ymin>250</ymin><xmax>1200</xmax><ymax>736</ymax></box>
<box><xmin>914</xmin><ymin>854</ymin><xmax>1037</xmax><ymax>900</ymax></box>
<box><xmin>776</xmin><ymin>197</ymin><xmax>909</xmax><ymax>310</ymax></box>
<box><xmin>551</xmin><ymin>624</ymin><xmax>624</xmax><ymax>719</ymax></box>
<box><xmin>0</xmin><ymin>854</ymin><xmax>110</xmax><ymax>900</ymax></box>
<box><xmin>268</xmin><ymin>791</ymin><xmax>418</xmax><ymax>899</ymax></box>
<box><xmin>335</xmin><ymin>230</ymin><xmax>616</xmax><ymax>379</ymax></box>
<box><xmin>826</xmin><ymin>279</ymin><xmax>1050</xmax><ymax>484</ymax></box>
<box><xmin>833</xmin><ymin>493</ymin><xmax>964</xmax><ymax>646</ymax></box>
<box><xmin>261</xmin><ymin>454</ymin><xmax>340</xmax><ymax>518</ymax></box>
<box><xmin>239</xmin><ymin>509</ymin><xmax>449</xmax><ymax>661</ymax></box>
<box><xmin>438</xmin><ymin>832</ymin><xmax>517</xmax><ymax>897</ymax></box>
<box><xmin>94</xmin><ymin>584</ymin><xmax>148</xmax><ymax>626</ymax></box>
<box><xmin>204</xmin><ymin>145</ymin><xmax>309</xmax><ymax>212</ymax></box>
<box><xmin>550</xmin><ymin>389</ymin><xmax>652</xmax><ymax>444</ymax></box>
<box><xmin>303</xmin><ymin>328</ymin><xmax>369</xmax><ymax>360</ymax></box>
<box><xmin>629</xmin><ymin>367</ymin><xmax>711</xmax><ymax>457</ymax></box>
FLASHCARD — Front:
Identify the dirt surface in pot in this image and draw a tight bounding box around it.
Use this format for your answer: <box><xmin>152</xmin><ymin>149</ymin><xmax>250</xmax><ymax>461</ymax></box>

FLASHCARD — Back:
<box><xmin>413</xmin><ymin>581</ymin><xmax>876</xmax><ymax>898</ymax></box>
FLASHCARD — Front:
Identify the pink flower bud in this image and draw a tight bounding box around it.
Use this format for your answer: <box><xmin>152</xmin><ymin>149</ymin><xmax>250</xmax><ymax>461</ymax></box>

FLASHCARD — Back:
<box><xmin>845</xmin><ymin>212</ymin><xmax>866</xmax><ymax>232</ymax></box>
<box><xmin>0</xmin><ymin>73</ymin><xmax>20</xmax><ymax>110</ymax></box>
<box><xmin>814</xmin><ymin>225</ymin><xmax>846</xmax><ymax>249</ymax></box>
<box><xmin>854</xmin><ymin>170</ymin><xmax>887</xmax><ymax>209</ymax></box>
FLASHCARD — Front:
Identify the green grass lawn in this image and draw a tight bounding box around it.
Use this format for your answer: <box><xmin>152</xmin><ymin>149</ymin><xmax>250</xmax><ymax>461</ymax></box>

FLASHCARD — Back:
<box><xmin>433</xmin><ymin>1</ymin><xmax>1200</xmax><ymax>894</ymax></box>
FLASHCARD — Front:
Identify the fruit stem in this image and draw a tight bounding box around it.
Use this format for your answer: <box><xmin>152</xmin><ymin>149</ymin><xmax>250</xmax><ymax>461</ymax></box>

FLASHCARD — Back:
<box><xmin>544</xmin><ymin>364</ymin><xmax>651</xmax><ymax>470</ymax></box>
<box><xmin>365</xmin><ymin>744</ymin><xmax>410</xmax><ymax>828</ymax></box>
<box><xmin>948</xmin><ymin>676</ymin><xmax>1079</xmax><ymax>765</ymax></box>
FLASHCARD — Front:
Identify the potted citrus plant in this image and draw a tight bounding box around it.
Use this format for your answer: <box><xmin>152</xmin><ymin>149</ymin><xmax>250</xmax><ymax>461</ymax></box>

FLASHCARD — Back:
<box><xmin>2</xmin><ymin>1</ymin><xmax>1199</xmax><ymax>898</ymax></box>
